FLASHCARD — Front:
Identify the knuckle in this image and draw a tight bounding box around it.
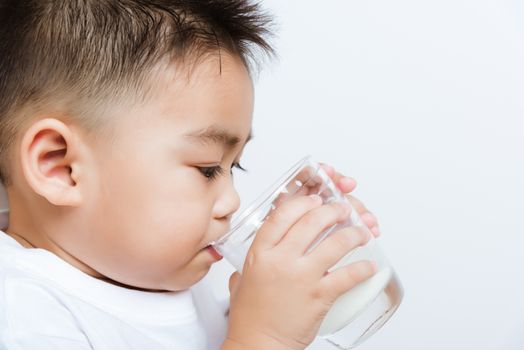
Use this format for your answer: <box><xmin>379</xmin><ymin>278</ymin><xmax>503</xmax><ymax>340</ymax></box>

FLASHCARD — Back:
<box><xmin>345</xmin><ymin>226</ymin><xmax>369</xmax><ymax>246</ymax></box>
<box><xmin>274</xmin><ymin>204</ymin><xmax>292</xmax><ymax>221</ymax></box>
<box><xmin>320</xmin><ymin>203</ymin><xmax>346</xmax><ymax>222</ymax></box>
<box><xmin>264</xmin><ymin>210</ymin><xmax>281</xmax><ymax>226</ymax></box>
<box><xmin>362</xmin><ymin>212</ymin><xmax>377</xmax><ymax>224</ymax></box>
<box><xmin>331</xmin><ymin>230</ymin><xmax>354</xmax><ymax>253</ymax></box>
<box><xmin>351</xmin><ymin>262</ymin><xmax>375</xmax><ymax>282</ymax></box>
<box><xmin>245</xmin><ymin>248</ymin><xmax>270</xmax><ymax>268</ymax></box>
<box><xmin>347</xmin><ymin>195</ymin><xmax>365</xmax><ymax>212</ymax></box>
<box><xmin>357</xmin><ymin>227</ymin><xmax>372</xmax><ymax>244</ymax></box>
<box><xmin>324</xmin><ymin>271</ymin><xmax>361</xmax><ymax>302</ymax></box>
<box><xmin>268</xmin><ymin>196</ymin><xmax>318</xmax><ymax>225</ymax></box>
<box><xmin>300</xmin><ymin>210</ymin><xmax>323</xmax><ymax>227</ymax></box>
<box><xmin>311</xmin><ymin>284</ymin><xmax>324</xmax><ymax>301</ymax></box>
<box><xmin>245</xmin><ymin>249</ymin><xmax>280</xmax><ymax>275</ymax></box>
<box><xmin>315</xmin><ymin>280</ymin><xmax>339</xmax><ymax>303</ymax></box>
<box><xmin>265</xmin><ymin>206</ymin><xmax>290</xmax><ymax>226</ymax></box>
<box><xmin>344</xmin><ymin>268</ymin><xmax>360</xmax><ymax>287</ymax></box>
<box><xmin>323</xmin><ymin>226</ymin><xmax>370</xmax><ymax>258</ymax></box>
<box><xmin>302</xmin><ymin>203</ymin><xmax>345</xmax><ymax>227</ymax></box>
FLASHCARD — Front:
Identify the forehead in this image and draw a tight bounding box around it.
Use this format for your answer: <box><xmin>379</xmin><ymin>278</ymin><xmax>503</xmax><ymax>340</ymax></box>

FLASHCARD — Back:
<box><xmin>128</xmin><ymin>53</ymin><xmax>255</xmax><ymax>145</ymax></box>
<box><xmin>178</xmin><ymin>54</ymin><xmax>253</xmax><ymax>138</ymax></box>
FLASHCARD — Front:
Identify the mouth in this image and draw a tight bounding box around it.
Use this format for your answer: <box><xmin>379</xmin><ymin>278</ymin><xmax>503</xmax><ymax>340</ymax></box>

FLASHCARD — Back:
<box><xmin>204</xmin><ymin>245</ymin><xmax>223</xmax><ymax>261</ymax></box>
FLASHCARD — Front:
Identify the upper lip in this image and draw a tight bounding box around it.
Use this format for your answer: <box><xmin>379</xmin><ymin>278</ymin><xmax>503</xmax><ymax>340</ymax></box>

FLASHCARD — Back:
<box><xmin>204</xmin><ymin>223</ymin><xmax>231</xmax><ymax>248</ymax></box>
<box><xmin>203</xmin><ymin>235</ymin><xmax>225</xmax><ymax>250</ymax></box>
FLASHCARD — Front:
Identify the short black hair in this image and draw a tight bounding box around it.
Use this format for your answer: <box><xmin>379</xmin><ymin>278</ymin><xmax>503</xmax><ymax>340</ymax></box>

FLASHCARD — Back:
<box><xmin>0</xmin><ymin>0</ymin><xmax>275</xmax><ymax>186</ymax></box>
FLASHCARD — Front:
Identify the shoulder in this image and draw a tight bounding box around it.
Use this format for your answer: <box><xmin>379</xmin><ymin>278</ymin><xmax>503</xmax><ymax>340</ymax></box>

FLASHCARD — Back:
<box><xmin>0</xmin><ymin>270</ymin><xmax>91</xmax><ymax>349</ymax></box>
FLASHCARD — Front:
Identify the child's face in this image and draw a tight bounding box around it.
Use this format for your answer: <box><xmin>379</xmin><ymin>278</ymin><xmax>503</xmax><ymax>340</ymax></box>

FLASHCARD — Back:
<box><xmin>79</xmin><ymin>55</ymin><xmax>253</xmax><ymax>291</ymax></box>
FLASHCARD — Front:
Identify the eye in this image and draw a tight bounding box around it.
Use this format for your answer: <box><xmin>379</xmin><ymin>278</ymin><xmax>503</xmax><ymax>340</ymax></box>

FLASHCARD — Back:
<box><xmin>197</xmin><ymin>162</ymin><xmax>247</xmax><ymax>181</ymax></box>
<box><xmin>231</xmin><ymin>162</ymin><xmax>247</xmax><ymax>174</ymax></box>
<box><xmin>198</xmin><ymin>166</ymin><xmax>225</xmax><ymax>181</ymax></box>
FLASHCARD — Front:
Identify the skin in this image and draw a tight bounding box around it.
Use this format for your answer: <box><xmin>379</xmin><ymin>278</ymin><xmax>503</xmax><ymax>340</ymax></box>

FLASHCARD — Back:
<box><xmin>3</xmin><ymin>53</ymin><xmax>381</xmax><ymax>297</ymax></box>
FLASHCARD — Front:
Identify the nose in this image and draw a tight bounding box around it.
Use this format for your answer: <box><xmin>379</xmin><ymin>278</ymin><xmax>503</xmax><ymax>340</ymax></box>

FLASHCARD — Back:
<box><xmin>213</xmin><ymin>177</ymin><xmax>240</xmax><ymax>221</ymax></box>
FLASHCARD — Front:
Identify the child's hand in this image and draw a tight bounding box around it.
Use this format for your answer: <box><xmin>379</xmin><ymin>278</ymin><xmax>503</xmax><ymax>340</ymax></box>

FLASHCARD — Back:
<box><xmin>224</xmin><ymin>195</ymin><xmax>376</xmax><ymax>350</ymax></box>
<box><xmin>270</xmin><ymin>162</ymin><xmax>380</xmax><ymax>239</ymax></box>
<box><xmin>320</xmin><ymin>163</ymin><xmax>381</xmax><ymax>237</ymax></box>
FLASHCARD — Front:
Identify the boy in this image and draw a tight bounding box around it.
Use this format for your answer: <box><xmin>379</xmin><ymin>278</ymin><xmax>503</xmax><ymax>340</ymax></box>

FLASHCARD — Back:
<box><xmin>0</xmin><ymin>1</ymin><xmax>381</xmax><ymax>349</ymax></box>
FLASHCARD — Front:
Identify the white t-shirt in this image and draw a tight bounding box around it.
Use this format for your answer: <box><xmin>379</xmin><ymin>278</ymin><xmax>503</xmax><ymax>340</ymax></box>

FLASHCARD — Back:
<box><xmin>0</xmin><ymin>209</ymin><xmax>230</xmax><ymax>350</ymax></box>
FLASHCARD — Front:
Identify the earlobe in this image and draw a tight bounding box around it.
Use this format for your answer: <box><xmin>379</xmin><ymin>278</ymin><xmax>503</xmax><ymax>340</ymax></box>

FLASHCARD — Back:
<box><xmin>20</xmin><ymin>118</ymin><xmax>83</xmax><ymax>207</ymax></box>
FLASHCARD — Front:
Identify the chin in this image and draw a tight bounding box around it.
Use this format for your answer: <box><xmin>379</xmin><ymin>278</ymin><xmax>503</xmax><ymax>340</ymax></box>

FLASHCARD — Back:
<box><xmin>164</xmin><ymin>267</ymin><xmax>212</xmax><ymax>291</ymax></box>
<box><xmin>192</xmin><ymin>266</ymin><xmax>212</xmax><ymax>286</ymax></box>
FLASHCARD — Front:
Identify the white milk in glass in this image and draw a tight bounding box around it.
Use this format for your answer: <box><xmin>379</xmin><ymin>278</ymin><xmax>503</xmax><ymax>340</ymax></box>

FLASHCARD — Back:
<box><xmin>316</xmin><ymin>236</ymin><xmax>395</xmax><ymax>336</ymax></box>
<box><xmin>318</xmin><ymin>267</ymin><xmax>393</xmax><ymax>335</ymax></box>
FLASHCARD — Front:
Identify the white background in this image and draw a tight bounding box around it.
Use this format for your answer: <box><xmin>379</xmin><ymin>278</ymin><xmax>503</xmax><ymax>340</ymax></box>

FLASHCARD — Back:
<box><xmin>207</xmin><ymin>0</ymin><xmax>524</xmax><ymax>350</ymax></box>
<box><xmin>1</xmin><ymin>1</ymin><xmax>523</xmax><ymax>349</ymax></box>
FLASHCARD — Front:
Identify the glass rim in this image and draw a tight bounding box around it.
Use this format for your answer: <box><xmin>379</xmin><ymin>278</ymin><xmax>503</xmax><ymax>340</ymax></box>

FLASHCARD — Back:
<box><xmin>211</xmin><ymin>155</ymin><xmax>319</xmax><ymax>246</ymax></box>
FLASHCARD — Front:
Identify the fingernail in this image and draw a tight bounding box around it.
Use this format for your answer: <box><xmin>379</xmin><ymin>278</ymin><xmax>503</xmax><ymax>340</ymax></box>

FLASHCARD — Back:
<box><xmin>371</xmin><ymin>226</ymin><xmax>381</xmax><ymax>237</ymax></box>
<box><xmin>361</xmin><ymin>212</ymin><xmax>374</xmax><ymax>221</ymax></box>
<box><xmin>340</xmin><ymin>177</ymin><xmax>353</xmax><ymax>186</ymax></box>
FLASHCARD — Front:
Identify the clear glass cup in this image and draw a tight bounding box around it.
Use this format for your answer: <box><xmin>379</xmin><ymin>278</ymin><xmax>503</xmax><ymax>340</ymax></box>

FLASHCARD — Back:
<box><xmin>211</xmin><ymin>156</ymin><xmax>404</xmax><ymax>349</ymax></box>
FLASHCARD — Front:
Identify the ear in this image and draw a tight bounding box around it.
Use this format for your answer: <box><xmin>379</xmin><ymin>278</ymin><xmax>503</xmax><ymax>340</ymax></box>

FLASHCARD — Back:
<box><xmin>20</xmin><ymin>118</ymin><xmax>85</xmax><ymax>206</ymax></box>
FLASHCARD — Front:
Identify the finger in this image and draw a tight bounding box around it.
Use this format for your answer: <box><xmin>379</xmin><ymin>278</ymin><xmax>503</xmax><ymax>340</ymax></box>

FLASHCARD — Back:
<box><xmin>251</xmin><ymin>194</ymin><xmax>323</xmax><ymax>250</ymax></box>
<box><xmin>319</xmin><ymin>163</ymin><xmax>335</xmax><ymax>177</ymax></box>
<box><xmin>307</xmin><ymin>226</ymin><xmax>371</xmax><ymax>274</ymax></box>
<box><xmin>320</xmin><ymin>163</ymin><xmax>357</xmax><ymax>193</ymax></box>
<box><xmin>346</xmin><ymin>194</ymin><xmax>366</xmax><ymax>215</ymax></box>
<box><xmin>360</xmin><ymin>212</ymin><xmax>381</xmax><ymax>237</ymax></box>
<box><xmin>271</xmin><ymin>167</ymin><xmax>321</xmax><ymax>208</ymax></box>
<box><xmin>296</xmin><ymin>164</ymin><xmax>347</xmax><ymax>198</ymax></box>
<box><xmin>346</xmin><ymin>195</ymin><xmax>381</xmax><ymax>237</ymax></box>
<box><xmin>319</xmin><ymin>260</ymin><xmax>377</xmax><ymax>302</ymax></box>
<box><xmin>297</xmin><ymin>167</ymin><xmax>324</xmax><ymax>195</ymax></box>
<box><xmin>336</xmin><ymin>175</ymin><xmax>357</xmax><ymax>193</ymax></box>
<box><xmin>278</xmin><ymin>202</ymin><xmax>352</xmax><ymax>255</ymax></box>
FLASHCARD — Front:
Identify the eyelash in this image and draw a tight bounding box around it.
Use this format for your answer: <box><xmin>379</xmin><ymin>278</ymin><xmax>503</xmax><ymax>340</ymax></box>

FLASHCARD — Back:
<box><xmin>198</xmin><ymin>162</ymin><xmax>247</xmax><ymax>181</ymax></box>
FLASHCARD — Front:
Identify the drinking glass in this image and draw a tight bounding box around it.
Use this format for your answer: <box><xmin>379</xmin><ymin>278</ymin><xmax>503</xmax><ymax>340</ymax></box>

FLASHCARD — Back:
<box><xmin>211</xmin><ymin>156</ymin><xmax>403</xmax><ymax>349</ymax></box>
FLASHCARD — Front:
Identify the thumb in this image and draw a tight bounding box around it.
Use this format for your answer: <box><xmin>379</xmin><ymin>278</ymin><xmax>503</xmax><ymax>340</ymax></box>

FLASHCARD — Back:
<box><xmin>228</xmin><ymin>272</ymin><xmax>241</xmax><ymax>295</ymax></box>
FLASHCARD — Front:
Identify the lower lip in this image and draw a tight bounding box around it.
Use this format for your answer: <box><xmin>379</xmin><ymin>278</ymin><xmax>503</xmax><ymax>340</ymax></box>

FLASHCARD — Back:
<box><xmin>206</xmin><ymin>246</ymin><xmax>223</xmax><ymax>261</ymax></box>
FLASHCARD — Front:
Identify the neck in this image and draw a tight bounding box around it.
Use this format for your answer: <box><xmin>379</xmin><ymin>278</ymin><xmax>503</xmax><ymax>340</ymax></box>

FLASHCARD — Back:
<box><xmin>5</xmin><ymin>190</ymin><xmax>105</xmax><ymax>278</ymax></box>
<box><xmin>5</xmin><ymin>230</ymin><xmax>36</xmax><ymax>248</ymax></box>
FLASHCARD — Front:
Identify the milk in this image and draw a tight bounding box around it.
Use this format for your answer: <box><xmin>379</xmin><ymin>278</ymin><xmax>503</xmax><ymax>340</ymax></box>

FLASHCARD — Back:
<box><xmin>318</xmin><ymin>266</ymin><xmax>393</xmax><ymax>336</ymax></box>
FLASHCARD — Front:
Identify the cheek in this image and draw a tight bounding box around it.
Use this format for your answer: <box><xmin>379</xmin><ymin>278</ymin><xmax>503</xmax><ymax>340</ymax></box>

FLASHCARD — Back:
<box><xmin>99</xmin><ymin>166</ymin><xmax>213</xmax><ymax>253</ymax></box>
<box><xmin>84</xmin><ymin>176</ymin><xmax>216</xmax><ymax>287</ymax></box>
<box><xmin>86</xmin><ymin>149</ymin><xmax>218</xmax><ymax>276</ymax></box>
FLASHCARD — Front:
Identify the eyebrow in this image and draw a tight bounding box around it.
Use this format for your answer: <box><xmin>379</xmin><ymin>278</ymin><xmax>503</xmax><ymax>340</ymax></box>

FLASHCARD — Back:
<box><xmin>184</xmin><ymin>125</ymin><xmax>253</xmax><ymax>149</ymax></box>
